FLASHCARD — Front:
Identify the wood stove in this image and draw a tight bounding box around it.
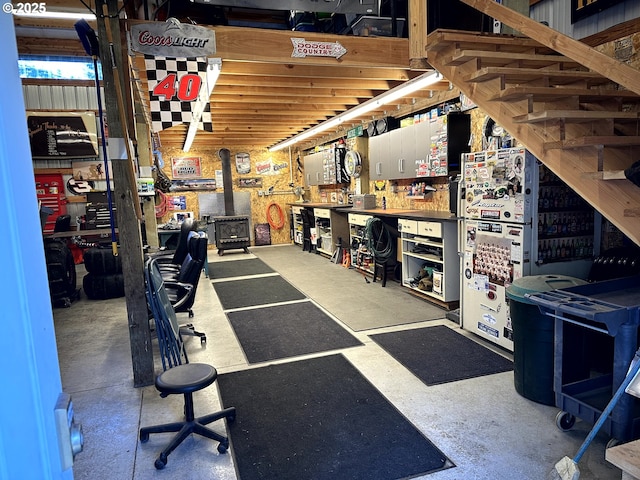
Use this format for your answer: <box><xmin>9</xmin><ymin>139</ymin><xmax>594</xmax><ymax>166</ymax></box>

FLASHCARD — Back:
<box><xmin>212</xmin><ymin>215</ymin><xmax>250</xmax><ymax>255</ymax></box>
<box><xmin>213</xmin><ymin>148</ymin><xmax>251</xmax><ymax>255</ymax></box>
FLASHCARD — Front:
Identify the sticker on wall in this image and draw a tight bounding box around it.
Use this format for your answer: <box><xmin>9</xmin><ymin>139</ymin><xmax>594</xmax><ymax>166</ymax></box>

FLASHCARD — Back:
<box><xmin>73</xmin><ymin>160</ymin><xmax>111</xmax><ymax>181</ymax></box>
<box><xmin>170</xmin><ymin>179</ymin><xmax>216</xmax><ymax>191</ymax></box>
<box><xmin>168</xmin><ymin>195</ymin><xmax>187</xmax><ymax>210</ymax></box>
<box><xmin>374</xmin><ymin>180</ymin><xmax>386</xmax><ymax>191</ymax></box>
<box><xmin>255</xmin><ymin>158</ymin><xmax>287</xmax><ymax>176</ymax></box>
<box><xmin>238</xmin><ymin>177</ymin><xmax>262</xmax><ymax>188</ymax></box>
<box><xmin>236</xmin><ymin>152</ymin><xmax>251</xmax><ymax>174</ymax></box>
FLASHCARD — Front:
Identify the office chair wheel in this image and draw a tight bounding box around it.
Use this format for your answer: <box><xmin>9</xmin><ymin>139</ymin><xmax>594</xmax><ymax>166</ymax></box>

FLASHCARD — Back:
<box><xmin>217</xmin><ymin>440</ymin><xmax>229</xmax><ymax>454</ymax></box>
<box><xmin>201</xmin><ymin>335</ymin><xmax>207</xmax><ymax>344</ymax></box>
<box><xmin>139</xmin><ymin>431</ymin><xmax>149</xmax><ymax>443</ymax></box>
<box><xmin>154</xmin><ymin>455</ymin><xmax>168</xmax><ymax>470</ymax></box>
<box><xmin>188</xmin><ymin>309</ymin><xmax>194</xmax><ymax>318</ymax></box>
<box><xmin>227</xmin><ymin>412</ymin><xmax>236</xmax><ymax>423</ymax></box>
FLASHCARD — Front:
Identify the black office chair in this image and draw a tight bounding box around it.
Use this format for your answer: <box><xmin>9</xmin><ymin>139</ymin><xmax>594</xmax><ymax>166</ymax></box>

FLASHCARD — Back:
<box><xmin>149</xmin><ymin>218</ymin><xmax>197</xmax><ymax>268</ymax></box>
<box><xmin>162</xmin><ymin>232</ymin><xmax>208</xmax><ymax>318</ymax></box>
<box><xmin>141</xmin><ymin>258</ymin><xmax>236</xmax><ymax>470</ymax></box>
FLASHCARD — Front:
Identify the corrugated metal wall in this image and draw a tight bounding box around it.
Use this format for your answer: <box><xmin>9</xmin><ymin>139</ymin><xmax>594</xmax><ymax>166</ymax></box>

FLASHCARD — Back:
<box><xmin>24</xmin><ymin>83</ymin><xmax>107</xmax><ymax>221</ymax></box>
<box><xmin>530</xmin><ymin>0</ymin><xmax>640</xmax><ymax>39</ymax></box>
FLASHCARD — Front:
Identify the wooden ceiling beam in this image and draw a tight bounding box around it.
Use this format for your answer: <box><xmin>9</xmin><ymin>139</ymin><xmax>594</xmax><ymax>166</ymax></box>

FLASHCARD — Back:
<box><xmin>17</xmin><ymin>37</ymin><xmax>86</xmax><ymax>56</ymax></box>
<box><xmin>127</xmin><ymin>21</ymin><xmax>413</xmax><ymax>69</ymax></box>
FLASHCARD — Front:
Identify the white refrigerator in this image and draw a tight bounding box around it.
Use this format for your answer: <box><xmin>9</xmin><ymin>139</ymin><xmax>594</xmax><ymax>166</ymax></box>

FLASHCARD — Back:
<box><xmin>460</xmin><ymin>148</ymin><xmax>535</xmax><ymax>351</ymax></box>
<box><xmin>459</xmin><ymin>148</ymin><xmax>599</xmax><ymax>351</ymax></box>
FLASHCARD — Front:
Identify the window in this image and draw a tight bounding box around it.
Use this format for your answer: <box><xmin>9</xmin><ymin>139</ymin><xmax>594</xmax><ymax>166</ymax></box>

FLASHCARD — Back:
<box><xmin>19</xmin><ymin>56</ymin><xmax>102</xmax><ymax>80</ymax></box>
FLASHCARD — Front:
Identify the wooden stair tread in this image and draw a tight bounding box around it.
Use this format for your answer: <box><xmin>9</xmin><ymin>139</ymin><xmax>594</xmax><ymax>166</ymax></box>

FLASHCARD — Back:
<box><xmin>606</xmin><ymin>439</ymin><xmax>640</xmax><ymax>478</ymax></box>
<box><xmin>426</xmin><ymin>29</ymin><xmax>550</xmax><ymax>53</ymax></box>
<box><xmin>465</xmin><ymin>66</ymin><xmax>610</xmax><ymax>85</ymax></box>
<box><xmin>545</xmin><ymin>136</ymin><xmax>640</xmax><ymax>149</ymax></box>
<box><xmin>447</xmin><ymin>49</ymin><xmax>582</xmax><ymax>69</ymax></box>
<box><xmin>513</xmin><ymin>110</ymin><xmax>639</xmax><ymax>123</ymax></box>
<box><xmin>491</xmin><ymin>86</ymin><xmax>639</xmax><ymax>102</ymax></box>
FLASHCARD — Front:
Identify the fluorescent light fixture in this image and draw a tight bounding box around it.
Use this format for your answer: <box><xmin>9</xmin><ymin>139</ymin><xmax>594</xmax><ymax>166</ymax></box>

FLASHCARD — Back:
<box><xmin>183</xmin><ymin>58</ymin><xmax>221</xmax><ymax>152</ymax></box>
<box><xmin>13</xmin><ymin>11</ymin><xmax>97</xmax><ymax>20</ymax></box>
<box><xmin>269</xmin><ymin>70</ymin><xmax>443</xmax><ymax>152</ymax></box>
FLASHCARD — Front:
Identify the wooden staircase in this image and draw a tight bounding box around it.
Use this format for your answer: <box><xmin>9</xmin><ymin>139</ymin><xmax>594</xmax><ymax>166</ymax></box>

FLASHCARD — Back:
<box><xmin>425</xmin><ymin>28</ymin><xmax>640</xmax><ymax>246</ymax></box>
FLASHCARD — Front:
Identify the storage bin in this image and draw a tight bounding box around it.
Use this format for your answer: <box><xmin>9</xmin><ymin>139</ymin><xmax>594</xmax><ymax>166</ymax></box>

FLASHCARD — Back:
<box><xmin>352</xmin><ymin>194</ymin><xmax>376</xmax><ymax>210</ymax></box>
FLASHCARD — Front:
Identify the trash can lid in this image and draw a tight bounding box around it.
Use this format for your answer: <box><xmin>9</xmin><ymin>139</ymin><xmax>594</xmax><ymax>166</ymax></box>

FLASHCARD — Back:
<box><xmin>506</xmin><ymin>275</ymin><xmax>587</xmax><ymax>304</ymax></box>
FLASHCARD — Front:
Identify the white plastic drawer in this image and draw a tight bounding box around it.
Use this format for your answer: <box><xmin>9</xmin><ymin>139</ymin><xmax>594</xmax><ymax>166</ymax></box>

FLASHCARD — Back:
<box><xmin>398</xmin><ymin>218</ymin><xmax>418</xmax><ymax>234</ymax></box>
<box><xmin>291</xmin><ymin>205</ymin><xmax>303</xmax><ymax>215</ymax></box>
<box><xmin>417</xmin><ymin>221</ymin><xmax>442</xmax><ymax>238</ymax></box>
<box><xmin>314</xmin><ymin>208</ymin><xmax>331</xmax><ymax>219</ymax></box>
<box><xmin>348</xmin><ymin>213</ymin><xmax>372</xmax><ymax>226</ymax></box>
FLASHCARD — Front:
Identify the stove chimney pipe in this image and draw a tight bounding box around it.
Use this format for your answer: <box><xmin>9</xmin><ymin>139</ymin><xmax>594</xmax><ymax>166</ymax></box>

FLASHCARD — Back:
<box><xmin>218</xmin><ymin>148</ymin><xmax>235</xmax><ymax>216</ymax></box>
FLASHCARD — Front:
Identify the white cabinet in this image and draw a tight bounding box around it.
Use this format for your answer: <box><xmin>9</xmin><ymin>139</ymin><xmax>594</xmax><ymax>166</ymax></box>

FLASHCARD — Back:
<box><xmin>291</xmin><ymin>205</ymin><xmax>304</xmax><ymax>245</ymax></box>
<box><xmin>313</xmin><ymin>208</ymin><xmax>349</xmax><ymax>257</ymax></box>
<box><xmin>348</xmin><ymin>212</ymin><xmax>374</xmax><ymax>274</ymax></box>
<box><xmin>368</xmin><ymin>113</ymin><xmax>471</xmax><ymax>180</ymax></box>
<box><xmin>388</xmin><ymin>127</ymin><xmax>418</xmax><ymax>179</ymax></box>
<box><xmin>304</xmin><ymin>153</ymin><xmax>323</xmax><ymax>187</ymax></box>
<box><xmin>368</xmin><ymin>134</ymin><xmax>390</xmax><ymax>180</ymax></box>
<box><xmin>399</xmin><ymin>218</ymin><xmax>459</xmax><ymax>305</ymax></box>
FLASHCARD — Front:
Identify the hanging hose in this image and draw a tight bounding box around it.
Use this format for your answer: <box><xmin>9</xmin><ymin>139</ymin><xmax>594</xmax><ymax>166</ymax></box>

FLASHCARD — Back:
<box><xmin>364</xmin><ymin>217</ymin><xmax>394</xmax><ymax>263</ymax></box>
<box><xmin>266</xmin><ymin>201</ymin><xmax>285</xmax><ymax>230</ymax></box>
<box><xmin>155</xmin><ymin>190</ymin><xmax>169</xmax><ymax>218</ymax></box>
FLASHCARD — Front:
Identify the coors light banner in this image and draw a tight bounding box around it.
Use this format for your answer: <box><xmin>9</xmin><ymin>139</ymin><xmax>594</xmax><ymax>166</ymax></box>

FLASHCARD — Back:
<box><xmin>130</xmin><ymin>20</ymin><xmax>216</xmax><ymax>58</ymax></box>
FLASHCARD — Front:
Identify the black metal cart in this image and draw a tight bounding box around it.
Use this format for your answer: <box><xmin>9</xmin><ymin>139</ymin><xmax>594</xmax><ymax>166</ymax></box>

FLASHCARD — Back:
<box><xmin>527</xmin><ymin>276</ymin><xmax>640</xmax><ymax>443</ymax></box>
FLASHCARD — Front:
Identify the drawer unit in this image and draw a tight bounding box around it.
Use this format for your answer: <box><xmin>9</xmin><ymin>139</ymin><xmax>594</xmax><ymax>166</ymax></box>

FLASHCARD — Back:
<box><xmin>417</xmin><ymin>221</ymin><xmax>442</xmax><ymax>239</ymax></box>
<box><xmin>348</xmin><ymin>213</ymin><xmax>372</xmax><ymax>227</ymax></box>
<box><xmin>398</xmin><ymin>218</ymin><xmax>417</xmax><ymax>234</ymax></box>
<box><xmin>400</xmin><ymin>218</ymin><xmax>459</xmax><ymax>306</ymax></box>
<box><xmin>314</xmin><ymin>208</ymin><xmax>331</xmax><ymax>219</ymax></box>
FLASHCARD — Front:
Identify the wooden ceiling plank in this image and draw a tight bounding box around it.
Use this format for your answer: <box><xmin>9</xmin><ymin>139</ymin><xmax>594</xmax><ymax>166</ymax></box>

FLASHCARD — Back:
<box><xmin>217</xmin><ymin>61</ymin><xmax>417</xmax><ymax>81</ymax></box>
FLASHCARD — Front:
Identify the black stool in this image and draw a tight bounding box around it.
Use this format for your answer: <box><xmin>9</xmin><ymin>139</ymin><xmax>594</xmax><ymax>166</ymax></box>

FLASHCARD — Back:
<box><xmin>372</xmin><ymin>261</ymin><xmax>388</xmax><ymax>287</ymax></box>
<box><xmin>140</xmin><ymin>363</ymin><xmax>236</xmax><ymax>470</ymax></box>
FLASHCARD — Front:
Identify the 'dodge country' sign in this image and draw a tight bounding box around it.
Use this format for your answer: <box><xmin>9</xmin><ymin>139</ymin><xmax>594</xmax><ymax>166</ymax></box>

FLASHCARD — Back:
<box><xmin>291</xmin><ymin>38</ymin><xmax>347</xmax><ymax>59</ymax></box>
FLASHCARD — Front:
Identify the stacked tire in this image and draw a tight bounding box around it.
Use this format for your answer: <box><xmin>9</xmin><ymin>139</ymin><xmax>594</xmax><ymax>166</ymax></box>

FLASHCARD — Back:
<box><xmin>44</xmin><ymin>238</ymin><xmax>79</xmax><ymax>308</ymax></box>
<box><xmin>83</xmin><ymin>247</ymin><xmax>125</xmax><ymax>300</ymax></box>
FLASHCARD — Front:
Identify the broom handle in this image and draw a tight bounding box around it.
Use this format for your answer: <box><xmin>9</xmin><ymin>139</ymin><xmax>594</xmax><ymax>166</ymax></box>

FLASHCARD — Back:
<box><xmin>574</xmin><ymin>348</ymin><xmax>640</xmax><ymax>463</ymax></box>
<box><xmin>93</xmin><ymin>56</ymin><xmax>118</xmax><ymax>256</ymax></box>
<box><xmin>102</xmin><ymin>4</ymin><xmax>143</xmax><ymax>221</ymax></box>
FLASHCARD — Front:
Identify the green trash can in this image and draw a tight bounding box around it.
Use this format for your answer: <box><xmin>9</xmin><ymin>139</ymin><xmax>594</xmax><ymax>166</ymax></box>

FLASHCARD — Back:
<box><xmin>506</xmin><ymin>275</ymin><xmax>587</xmax><ymax>406</ymax></box>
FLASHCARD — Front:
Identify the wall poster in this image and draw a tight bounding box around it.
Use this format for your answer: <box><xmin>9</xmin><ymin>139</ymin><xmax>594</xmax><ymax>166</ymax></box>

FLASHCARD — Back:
<box><xmin>171</xmin><ymin>157</ymin><xmax>202</xmax><ymax>179</ymax></box>
<box><xmin>27</xmin><ymin>111</ymin><xmax>99</xmax><ymax>158</ymax></box>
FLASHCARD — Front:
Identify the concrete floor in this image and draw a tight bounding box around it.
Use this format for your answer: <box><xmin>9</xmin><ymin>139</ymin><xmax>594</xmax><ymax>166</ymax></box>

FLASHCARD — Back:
<box><xmin>54</xmin><ymin>244</ymin><xmax>622</xmax><ymax>480</ymax></box>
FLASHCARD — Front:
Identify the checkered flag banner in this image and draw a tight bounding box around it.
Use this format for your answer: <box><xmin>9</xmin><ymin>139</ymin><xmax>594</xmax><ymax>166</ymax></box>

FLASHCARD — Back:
<box><xmin>144</xmin><ymin>55</ymin><xmax>213</xmax><ymax>133</ymax></box>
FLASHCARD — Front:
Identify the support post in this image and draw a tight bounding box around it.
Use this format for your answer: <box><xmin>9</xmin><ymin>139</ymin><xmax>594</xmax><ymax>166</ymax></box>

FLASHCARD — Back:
<box><xmin>96</xmin><ymin>0</ymin><xmax>154</xmax><ymax>387</ymax></box>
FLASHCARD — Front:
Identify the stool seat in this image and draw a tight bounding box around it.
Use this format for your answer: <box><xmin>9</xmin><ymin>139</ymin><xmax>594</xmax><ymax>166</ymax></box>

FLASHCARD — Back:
<box><xmin>156</xmin><ymin>363</ymin><xmax>217</xmax><ymax>395</ymax></box>
<box><xmin>140</xmin><ymin>362</ymin><xmax>236</xmax><ymax>470</ymax></box>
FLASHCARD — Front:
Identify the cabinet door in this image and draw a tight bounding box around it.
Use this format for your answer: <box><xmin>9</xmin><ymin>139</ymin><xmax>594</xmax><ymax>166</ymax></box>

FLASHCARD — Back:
<box><xmin>399</xmin><ymin>125</ymin><xmax>417</xmax><ymax>179</ymax></box>
<box><xmin>414</xmin><ymin>121</ymin><xmax>431</xmax><ymax>164</ymax></box>
<box><xmin>388</xmin><ymin>126</ymin><xmax>417</xmax><ymax>179</ymax></box>
<box><xmin>304</xmin><ymin>153</ymin><xmax>323</xmax><ymax>186</ymax></box>
<box><xmin>368</xmin><ymin>133</ymin><xmax>391</xmax><ymax>180</ymax></box>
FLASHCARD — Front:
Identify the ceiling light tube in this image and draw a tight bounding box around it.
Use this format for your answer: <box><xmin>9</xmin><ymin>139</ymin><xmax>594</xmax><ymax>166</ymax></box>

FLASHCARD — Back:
<box><xmin>13</xmin><ymin>11</ymin><xmax>97</xmax><ymax>20</ymax></box>
<box><xmin>269</xmin><ymin>71</ymin><xmax>443</xmax><ymax>152</ymax></box>
<box><xmin>183</xmin><ymin>58</ymin><xmax>221</xmax><ymax>152</ymax></box>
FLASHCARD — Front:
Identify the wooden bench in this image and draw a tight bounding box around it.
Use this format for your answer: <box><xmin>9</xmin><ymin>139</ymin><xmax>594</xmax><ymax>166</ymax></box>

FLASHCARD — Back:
<box><xmin>606</xmin><ymin>439</ymin><xmax>640</xmax><ymax>480</ymax></box>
